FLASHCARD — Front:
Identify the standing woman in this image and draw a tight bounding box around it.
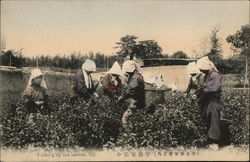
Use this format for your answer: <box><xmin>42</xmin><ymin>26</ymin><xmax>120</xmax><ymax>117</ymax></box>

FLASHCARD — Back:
<box><xmin>22</xmin><ymin>68</ymin><xmax>48</xmax><ymax>124</ymax></box>
<box><xmin>119</xmin><ymin>60</ymin><xmax>145</xmax><ymax>125</ymax></box>
<box><xmin>72</xmin><ymin>59</ymin><xmax>96</xmax><ymax>99</ymax></box>
<box><xmin>196</xmin><ymin>56</ymin><xmax>222</xmax><ymax>150</ymax></box>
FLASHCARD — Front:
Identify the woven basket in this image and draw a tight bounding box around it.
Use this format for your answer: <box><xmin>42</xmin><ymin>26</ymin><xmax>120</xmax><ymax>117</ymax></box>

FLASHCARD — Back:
<box><xmin>144</xmin><ymin>89</ymin><xmax>171</xmax><ymax>107</ymax></box>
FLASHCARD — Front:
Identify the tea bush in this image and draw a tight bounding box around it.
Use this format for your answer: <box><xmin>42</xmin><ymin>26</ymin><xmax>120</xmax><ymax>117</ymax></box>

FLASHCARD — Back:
<box><xmin>114</xmin><ymin>92</ymin><xmax>207</xmax><ymax>149</ymax></box>
<box><xmin>1</xmin><ymin>89</ymin><xmax>249</xmax><ymax>149</ymax></box>
<box><xmin>1</xmin><ymin>95</ymin><xmax>126</xmax><ymax>149</ymax></box>
<box><xmin>222</xmin><ymin>89</ymin><xmax>249</xmax><ymax>145</ymax></box>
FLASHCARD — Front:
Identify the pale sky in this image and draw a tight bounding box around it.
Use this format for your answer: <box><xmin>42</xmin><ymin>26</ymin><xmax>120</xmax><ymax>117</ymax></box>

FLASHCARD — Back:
<box><xmin>1</xmin><ymin>0</ymin><xmax>249</xmax><ymax>58</ymax></box>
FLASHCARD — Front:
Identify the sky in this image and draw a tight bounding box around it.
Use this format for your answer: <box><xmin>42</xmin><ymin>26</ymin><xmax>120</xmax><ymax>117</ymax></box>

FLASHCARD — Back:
<box><xmin>1</xmin><ymin>0</ymin><xmax>249</xmax><ymax>58</ymax></box>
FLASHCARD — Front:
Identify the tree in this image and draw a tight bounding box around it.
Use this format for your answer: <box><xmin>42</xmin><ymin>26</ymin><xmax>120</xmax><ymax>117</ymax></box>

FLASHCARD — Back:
<box><xmin>226</xmin><ymin>24</ymin><xmax>250</xmax><ymax>88</ymax></box>
<box><xmin>136</xmin><ymin>40</ymin><xmax>163</xmax><ymax>59</ymax></box>
<box><xmin>207</xmin><ymin>27</ymin><xmax>223</xmax><ymax>63</ymax></box>
<box><xmin>192</xmin><ymin>34</ymin><xmax>211</xmax><ymax>58</ymax></box>
<box><xmin>115</xmin><ymin>35</ymin><xmax>138</xmax><ymax>60</ymax></box>
<box><xmin>0</xmin><ymin>49</ymin><xmax>25</xmax><ymax>67</ymax></box>
<box><xmin>0</xmin><ymin>37</ymin><xmax>6</xmax><ymax>51</ymax></box>
<box><xmin>171</xmin><ymin>51</ymin><xmax>188</xmax><ymax>59</ymax></box>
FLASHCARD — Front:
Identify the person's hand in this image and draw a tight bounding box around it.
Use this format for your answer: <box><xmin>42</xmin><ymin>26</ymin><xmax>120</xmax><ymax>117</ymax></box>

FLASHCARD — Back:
<box><xmin>35</xmin><ymin>101</ymin><xmax>44</xmax><ymax>105</ymax></box>
<box><xmin>191</xmin><ymin>94</ymin><xmax>197</xmax><ymax>101</ymax></box>
<box><xmin>93</xmin><ymin>92</ymin><xmax>100</xmax><ymax>98</ymax></box>
<box><xmin>117</xmin><ymin>96</ymin><xmax>123</xmax><ymax>102</ymax></box>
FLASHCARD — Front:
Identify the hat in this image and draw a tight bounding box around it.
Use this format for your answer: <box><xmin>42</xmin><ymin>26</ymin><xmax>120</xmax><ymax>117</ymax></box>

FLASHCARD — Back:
<box><xmin>82</xmin><ymin>59</ymin><xmax>96</xmax><ymax>72</ymax></box>
<box><xmin>197</xmin><ymin>56</ymin><xmax>218</xmax><ymax>72</ymax></box>
<box><xmin>186</xmin><ymin>62</ymin><xmax>200</xmax><ymax>74</ymax></box>
<box><xmin>122</xmin><ymin>60</ymin><xmax>141</xmax><ymax>73</ymax></box>
<box><xmin>27</xmin><ymin>68</ymin><xmax>47</xmax><ymax>89</ymax></box>
<box><xmin>108</xmin><ymin>61</ymin><xmax>123</xmax><ymax>76</ymax></box>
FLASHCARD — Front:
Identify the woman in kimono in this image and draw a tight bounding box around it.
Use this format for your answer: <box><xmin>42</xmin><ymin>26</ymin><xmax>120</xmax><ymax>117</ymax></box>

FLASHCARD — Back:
<box><xmin>98</xmin><ymin>61</ymin><xmax>124</xmax><ymax>99</ymax></box>
<box><xmin>119</xmin><ymin>60</ymin><xmax>145</xmax><ymax>125</ymax></box>
<box><xmin>71</xmin><ymin>59</ymin><xmax>96</xmax><ymax>99</ymax></box>
<box><xmin>196</xmin><ymin>56</ymin><xmax>222</xmax><ymax>150</ymax></box>
<box><xmin>22</xmin><ymin>68</ymin><xmax>48</xmax><ymax>124</ymax></box>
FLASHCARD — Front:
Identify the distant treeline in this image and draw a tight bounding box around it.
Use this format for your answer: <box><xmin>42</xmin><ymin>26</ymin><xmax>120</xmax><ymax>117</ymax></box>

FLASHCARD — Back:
<box><xmin>0</xmin><ymin>49</ymin><xmax>247</xmax><ymax>75</ymax></box>
<box><xmin>0</xmin><ymin>50</ymin><xmax>122</xmax><ymax>70</ymax></box>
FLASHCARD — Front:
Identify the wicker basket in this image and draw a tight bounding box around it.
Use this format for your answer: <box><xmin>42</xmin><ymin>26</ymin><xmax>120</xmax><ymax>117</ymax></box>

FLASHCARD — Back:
<box><xmin>144</xmin><ymin>89</ymin><xmax>171</xmax><ymax>107</ymax></box>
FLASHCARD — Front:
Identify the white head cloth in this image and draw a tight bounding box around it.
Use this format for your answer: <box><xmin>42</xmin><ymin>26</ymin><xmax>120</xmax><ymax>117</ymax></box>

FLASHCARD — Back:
<box><xmin>82</xmin><ymin>59</ymin><xmax>96</xmax><ymax>89</ymax></box>
<box><xmin>27</xmin><ymin>68</ymin><xmax>47</xmax><ymax>89</ymax></box>
<box><xmin>122</xmin><ymin>60</ymin><xmax>141</xmax><ymax>73</ymax></box>
<box><xmin>197</xmin><ymin>56</ymin><xmax>219</xmax><ymax>72</ymax></box>
<box><xmin>108</xmin><ymin>61</ymin><xmax>123</xmax><ymax>76</ymax></box>
<box><xmin>82</xmin><ymin>59</ymin><xmax>96</xmax><ymax>72</ymax></box>
<box><xmin>186</xmin><ymin>62</ymin><xmax>200</xmax><ymax>75</ymax></box>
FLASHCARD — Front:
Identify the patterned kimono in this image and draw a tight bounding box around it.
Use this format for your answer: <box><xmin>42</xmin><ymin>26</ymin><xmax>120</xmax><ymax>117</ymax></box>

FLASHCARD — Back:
<box><xmin>101</xmin><ymin>74</ymin><xmax>123</xmax><ymax>98</ymax></box>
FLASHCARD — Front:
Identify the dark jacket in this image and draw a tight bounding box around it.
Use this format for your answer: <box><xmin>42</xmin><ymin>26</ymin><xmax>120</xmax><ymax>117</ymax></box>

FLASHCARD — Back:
<box><xmin>72</xmin><ymin>69</ymin><xmax>94</xmax><ymax>98</ymax></box>
<box><xmin>122</xmin><ymin>71</ymin><xmax>145</xmax><ymax>108</ymax></box>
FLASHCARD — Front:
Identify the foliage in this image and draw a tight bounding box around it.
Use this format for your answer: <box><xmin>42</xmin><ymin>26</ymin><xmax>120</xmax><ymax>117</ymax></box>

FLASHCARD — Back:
<box><xmin>115</xmin><ymin>35</ymin><xmax>138</xmax><ymax>60</ymax></box>
<box><xmin>226</xmin><ymin>24</ymin><xmax>250</xmax><ymax>85</ymax></box>
<box><xmin>171</xmin><ymin>51</ymin><xmax>189</xmax><ymax>59</ymax></box>
<box><xmin>226</xmin><ymin>24</ymin><xmax>250</xmax><ymax>57</ymax></box>
<box><xmin>136</xmin><ymin>40</ymin><xmax>163</xmax><ymax>59</ymax></box>
<box><xmin>115</xmin><ymin>35</ymin><xmax>163</xmax><ymax>60</ymax></box>
<box><xmin>222</xmin><ymin>89</ymin><xmax>249</xmax><ymax>146</ymax></box>
<box><xmin>206</xmin><ymin>27</ymin><xmax>224</xmax><ymax>72</ymax></box>
<box><xmin>23</xmin><ymin>52</ymin><xmax>117</xmax><ymax>70</ymax></box>
<box><xmin>1</xmin><ymin>88</ymin><xmax>248</xmax><ymax>149</ymax></box>
<box><xmin>1</xmin><ymin>96</ymin><xmax>126</xmax><ymax>149</ymax></box>
<box><xmin>114</xmin><ymin>92</ymin><xmax>207</xmax><ymax>149</ymax></box>
<box><xmin>0</xmin><ymin>50</ymin><xmax>25</xmax><ymax>68</ymax></box>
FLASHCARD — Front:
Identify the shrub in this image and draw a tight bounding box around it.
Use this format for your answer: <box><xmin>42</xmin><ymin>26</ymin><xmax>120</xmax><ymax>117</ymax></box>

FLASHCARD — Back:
<box><xmin>114</xmin><ymin>92</ymin><xmax>207</xmax><ymax>149</ymax></box>
<box><xmin>222</xmin><ymin>89</ymin><xmax>249</xmax><ymax>145</ymax></box>
<box><xmin>1</xmin><ymin>89</ymin><xmax>249</xmax><ymax>149</ymax></box>
<box><xmin>1</xmin><ymin>95</ymin><xmax>126</xmax><ymax>149</ymax></box>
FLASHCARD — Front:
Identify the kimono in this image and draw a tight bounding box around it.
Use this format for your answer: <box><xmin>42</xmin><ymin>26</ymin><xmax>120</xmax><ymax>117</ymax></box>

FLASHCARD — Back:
<box><xmin>121</xmin><ymin>71</ymin><xmax>145</xmax><ymax>124</ymax></box>
<box><xmin>101</xmin><ymin>73</ymin><xmax>123</xmax><ymax>98</ymax></box>
<box><xmin>72</xmin><ymin>69</ymin><xmax>94</xmax><ymax>99</ymax></box>
<box><xmin>200</xmin><ymin>70</ymin><xmax>222</xmax><ymax>140</ymax></box>
<box><xmin>123</xmin><ymin>71</ymin><xmax>145</xmax><ymax>109</ymax></box>
<box><xmin>21</xmin><ymin>68</ymin><xmax>49</xmax><ymax>123</ymax></box>
<box><xmin>22</xmin><ymin>84</ymin><xmax>48</xmax><ymax>114</ymax></box>
<box><xmin>71</xmin><ymin>59</ymin><xmax>96</xmax><ymax>99</ymax></box>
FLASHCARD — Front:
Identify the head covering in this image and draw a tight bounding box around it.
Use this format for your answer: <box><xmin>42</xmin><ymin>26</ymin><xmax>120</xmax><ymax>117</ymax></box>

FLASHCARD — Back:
<box><xmin>81</xmin><ymin>59</ymin><xmax>96</xmax><ymax>89</ymax></box>
<box><xmin>197</xmin><ymin>56</ymin><xmax>218</xmax><ymax>72</ymax></box>
<box><xmin>186</xmin><ymin>62</ymin><xmax>200</xmax><ymax>75</ymax></box>
<box><xmin>82</xmin><ymin>59</ymin><xmax>96</xmax><ymax>72</ymax></box>
<box><xmin>122</xmin><ymin>60</ymin><xmax>141</xmax><ymax>73</ymax></box>
<box><xmin>27</xmin><ymin>68</ymin><xmax>47</xmax><ymax>89</ymax></box>
<box><xmin>108</xmin><ymin>61</ymin><xmax>123</xmax><ymax>76</ymax></box>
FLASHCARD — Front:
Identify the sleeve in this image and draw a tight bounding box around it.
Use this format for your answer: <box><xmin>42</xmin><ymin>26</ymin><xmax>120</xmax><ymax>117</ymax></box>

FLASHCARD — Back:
<box><xmin>76</xmin><ymin>70</ymin><xmax>88</xmax><ymax>96</ymax></box>
<box><xmin>21</xmin><ymin>87</ymin><xmax>35</xmax><ymax>105</ymax></box>
<box><xmin>102</xmin><ymin>75</ymin><xmax>111</xmax><ymax>90</ymax></box>
<box><xmin>43</xmin><ymin>88</ymin><xmax>49</xmax><ymax>104</ymax></box>
<box><xmin>185</xmin><ymin>78</ymin><xmax>192</xmax><ymax>93</ymax></box>
<box><xmin>126</xmin><ymin>76</ymin><xmax>139</xmax><ymax>97</ymax></box>
<box><xmin>204</xmin><ymin>72</ymin><xmax>221</xmax><ymax>92</ymax></box>
<box><xmin>117</xmin><ymin>79</ymin><xmax>123</xmax><ymax>96</ymax></box>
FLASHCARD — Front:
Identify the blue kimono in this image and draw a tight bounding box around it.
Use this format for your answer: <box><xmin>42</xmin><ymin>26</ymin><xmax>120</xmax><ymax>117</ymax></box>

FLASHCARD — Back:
<box><xmin>201</xmin><ymin>70</ymin><xmax>222</xmax><ymax>141</ymax></box>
